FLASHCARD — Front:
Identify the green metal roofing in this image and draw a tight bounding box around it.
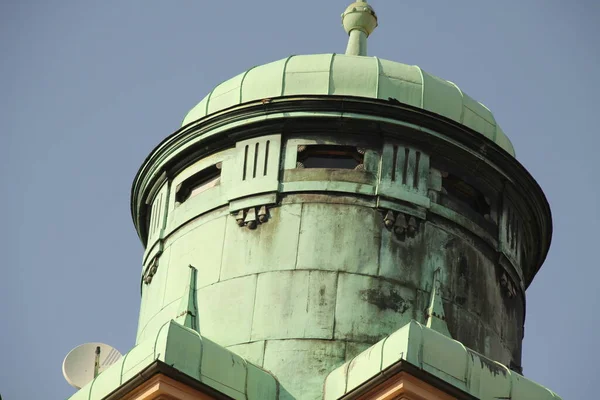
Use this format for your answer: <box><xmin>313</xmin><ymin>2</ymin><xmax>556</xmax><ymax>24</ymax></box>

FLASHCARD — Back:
<box><xmin>68</xmin><ymin>320</ymin><xmax>281</xmax><ymax>400</ymax></box>
<box><xmin>182</xmin><ymin>54</ymin><xmax>515</xmax><ymax>157</ymax></box>
<box><xmin>324</xmin><ymin>320</ymin><xmax>561</xmax><ymax>400</ymax></box>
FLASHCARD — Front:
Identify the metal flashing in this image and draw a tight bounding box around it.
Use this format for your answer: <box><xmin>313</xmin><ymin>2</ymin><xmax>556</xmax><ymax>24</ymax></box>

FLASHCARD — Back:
<box><xmin>68</xmin><ymin>321</ymin><xmax>281</xmax><ymax>400</ymax></box>
<box><xmin>324</xmin><ymin>320</ymin><xmax>562</xmax><ymax>400</ymax></box>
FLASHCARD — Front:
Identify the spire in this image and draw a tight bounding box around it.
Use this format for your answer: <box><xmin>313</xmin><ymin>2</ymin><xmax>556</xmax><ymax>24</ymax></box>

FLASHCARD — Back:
<box><xmin>425</xmin><ymin>269</ymin><xmax>452</xmax><ymax>338</ymax></box>
<box><xmin>341</xmin><ymin>0</ymin><xmax>378</xmax><ymax>56</ymax></box>
<box><xmin>175</xmin><ymin>265</ymin><xmax>199</xmax><ymax>333</ymax></box>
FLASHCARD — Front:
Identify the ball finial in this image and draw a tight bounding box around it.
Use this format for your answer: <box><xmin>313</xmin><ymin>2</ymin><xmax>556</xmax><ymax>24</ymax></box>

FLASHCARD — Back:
<box><xmin>341</xmin><ymin>0</ymin><xmax>378</xmax><ymax>37</ymax></box>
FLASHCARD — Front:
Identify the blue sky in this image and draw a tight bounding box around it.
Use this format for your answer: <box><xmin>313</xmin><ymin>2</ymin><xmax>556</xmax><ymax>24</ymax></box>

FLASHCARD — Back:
<box><xmin>1</xmin><ymin>1</ymin><xmax>598</xmax><ymax>399</ymax></box>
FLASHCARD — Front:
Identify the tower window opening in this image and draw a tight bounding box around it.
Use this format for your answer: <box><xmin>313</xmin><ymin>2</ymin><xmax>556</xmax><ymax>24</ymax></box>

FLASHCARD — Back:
<box><xmin>296</xmin><ymin>145</ymin><xmax>363</xmax><ymax>170</ymax></box>
<box><xmin>175</xmin><ymin>163</ymin><xmax>221</xmax><ymax>204</ymax></box>
<box><xmin>442</xmin><ymin>173</ymin><xmax>491</xmax><ymax>218</ymax></box>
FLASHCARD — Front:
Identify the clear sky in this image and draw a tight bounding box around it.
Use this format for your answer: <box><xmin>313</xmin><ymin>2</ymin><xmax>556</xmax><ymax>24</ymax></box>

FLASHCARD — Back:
<box><xmin>1</xmin><ymin>1</ymin><xmax>598</xmax><ymax>399</ymax></box>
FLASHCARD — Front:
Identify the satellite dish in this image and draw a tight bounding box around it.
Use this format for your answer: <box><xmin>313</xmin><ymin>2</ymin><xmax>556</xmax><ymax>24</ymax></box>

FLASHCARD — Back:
<box><xmin>62</xmin><ymin>343</ymin><xmax>122</xmax><ymax>389</ymax></box>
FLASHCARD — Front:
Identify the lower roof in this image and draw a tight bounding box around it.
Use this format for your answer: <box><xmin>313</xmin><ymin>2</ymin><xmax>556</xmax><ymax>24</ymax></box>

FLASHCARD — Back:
<box><xmin>68</xmin><ymin>321</ymin><xmax>280</xmax><ymax>400</ymax></box>
<box><xmin>325</xmin><ymin>320</ymin><xmax>561</xmax><ymax>400</ymax></box>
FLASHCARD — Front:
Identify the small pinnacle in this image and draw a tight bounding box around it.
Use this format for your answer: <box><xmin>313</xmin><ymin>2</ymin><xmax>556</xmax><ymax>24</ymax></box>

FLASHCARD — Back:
<box><xmin>175</xmin><ymin>265</ymin><xmax>200</xmax><ymax>333</ymax></box>
<box><xmin>425</xmin><ymin>269</ymin><xmax>453</xmax><ymax>338</ymax></box>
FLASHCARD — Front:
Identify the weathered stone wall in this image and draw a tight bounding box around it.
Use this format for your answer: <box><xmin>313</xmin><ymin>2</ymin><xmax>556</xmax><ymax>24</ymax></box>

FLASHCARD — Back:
<box><xmin>136</xmin><ymin>198</ymin><xmax>524</xmax><ymax>399</ymax></box>
<box><xmin>132</xmin><ymin>104</ymin><xmax>550</xmax><ymax>399</ymax></box>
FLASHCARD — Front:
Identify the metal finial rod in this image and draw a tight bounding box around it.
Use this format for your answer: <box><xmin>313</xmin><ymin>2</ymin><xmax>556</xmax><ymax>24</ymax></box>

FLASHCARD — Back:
<box><xmin>341</xmin><ymin>1</ymin><xmax>378</xmax><ymax>56</ymax></box>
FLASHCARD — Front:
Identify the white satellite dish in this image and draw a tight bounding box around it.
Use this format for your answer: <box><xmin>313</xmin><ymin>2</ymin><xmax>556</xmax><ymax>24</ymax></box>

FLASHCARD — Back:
<box><xmin>62</xmin><ymin>343</ymin><xmax>122</xmax><ymax>389</ymax></box>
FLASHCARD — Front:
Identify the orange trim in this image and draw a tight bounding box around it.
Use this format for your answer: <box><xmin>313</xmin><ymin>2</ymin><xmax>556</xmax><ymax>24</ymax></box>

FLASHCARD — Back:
<box><xmin>120</xmin><ymin>374</ymin><xmax>216</xmax><ymax>400</ymax></box>
<box><xmin>355</xmin><ymin>371</ymin><xmax>457</xmax><ymax>400</ymax></box>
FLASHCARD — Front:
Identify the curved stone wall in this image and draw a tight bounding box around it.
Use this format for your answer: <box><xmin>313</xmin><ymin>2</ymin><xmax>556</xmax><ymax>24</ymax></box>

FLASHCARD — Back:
<box><xmin>131</xmin><ymin>99</ymin><xmax>551</xmax><ymax>398</ymax></box>
<box><xmin>135</xmin><ymin>200</ymin><xmax>525</xmax><ymax>398</ymax></box>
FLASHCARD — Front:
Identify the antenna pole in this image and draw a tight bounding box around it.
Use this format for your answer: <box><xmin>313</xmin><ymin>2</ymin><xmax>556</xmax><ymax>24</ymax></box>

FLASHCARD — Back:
<box><xmin>93</xmin><ymin>346</ymin><xmax>101</xmax><ymax>378</ymax></box>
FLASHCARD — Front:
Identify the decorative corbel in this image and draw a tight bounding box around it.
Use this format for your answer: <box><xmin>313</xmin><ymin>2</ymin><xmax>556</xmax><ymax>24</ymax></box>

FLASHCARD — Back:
<box><xmin>233</xmin><ymin>205</ymin><xmax>271</xmax><ymax>230</ymax></box>
<box><xmin>381</xmin><ymin>210</ymin><xmax>421</xmax><ymax>240</ymax></box>
<box><xmin>142</xmin><ymin>255</ymin><xmax>160</xmax><ymax>285</ymax></box>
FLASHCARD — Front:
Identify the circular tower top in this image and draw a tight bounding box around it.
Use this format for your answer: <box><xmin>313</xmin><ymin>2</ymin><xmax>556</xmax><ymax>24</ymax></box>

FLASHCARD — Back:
<box><xmin>181</xmin><ymin>55</ymin><xmax>515</xmax><ymax>156</ymax></box>
<box><xmin>181</xmin><ymin>1</ymin><xmax>515</xmax><ymax>157</ymax></box>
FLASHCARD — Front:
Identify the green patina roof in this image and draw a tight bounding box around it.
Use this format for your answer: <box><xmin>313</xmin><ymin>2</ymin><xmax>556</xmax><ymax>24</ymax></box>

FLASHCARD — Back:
<box><xmin>324</xmin><ymin>320</ymin><xmax>561</xmax><ymax>400</ymax></box>
<box><xmin>182</xmin><ymin>53</ymin><xmax>515</xmax><ymax>157</ymax></box>
<box><xmin>69</xmin><ymin>321</ymin><xmax>281</xmax><ymax>400</ymax></box>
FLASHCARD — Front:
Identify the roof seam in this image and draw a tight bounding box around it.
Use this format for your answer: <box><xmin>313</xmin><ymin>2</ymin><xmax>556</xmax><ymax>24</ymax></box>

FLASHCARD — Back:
<box><xmin>328</xmin><ymin>53</ymin><xmax>336</xmax><ymax>96</ymax></box>
<box><xmin>281</xmin><ymin>55</ymin><xmax>295</xmax><ymax>96</ymax></box>
<box><xmin>379</xmin><ymin>333</ymin><xmax>389</xmax><ymax>372</ymax></box>
<box><xmin>284</xmin><ymin>70</ymin><xmax>331</xmax><ymax>74</ymax></box>
<box><xmin>486</xmin><ymin>106</ymin><xmax>499</xmax><ymax>142</ymax></box>
<box><xmin>464</xmin><ymin>104</ymin><xmax>496</xmax><ymax>125</ymax></box>
<box><xmin>416</xmin><ymin>66</ymin><xmax>425</xmax><ymax>108</ymax></box>
<box><xmin>374</xmin><ymin>56</ymin><xmax>380</xmax><ymax>98</ymax></box>
<box><xmin>447</xmin><ymin>80</ymin><xmax>465</xmax><ymax>124</ymax></box>
<box><xmin>119</xmin><ymin>349</ymin><xmax>129</xmax><ymax>385</ymax></box>
<box><xmin>386</xmin><ymin>76</ymin><xmax>422</xmax><ymax>85</ymax></box>
<box><xmin>239</xmin><ymin>65</ymin><xmax>257</xmax><ymax>104</ymax></box>
<box><xmin>204</xmin><ymin>86</ymin><xmax>215</xmax><ymax>117</ymax></box>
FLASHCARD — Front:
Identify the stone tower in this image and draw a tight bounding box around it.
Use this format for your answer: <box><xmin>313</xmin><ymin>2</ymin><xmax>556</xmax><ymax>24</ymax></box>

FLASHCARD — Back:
<box><xmin>68</xmin><ymin>2</ymin><xmax>560</xmax><ymax>399</ymax></box>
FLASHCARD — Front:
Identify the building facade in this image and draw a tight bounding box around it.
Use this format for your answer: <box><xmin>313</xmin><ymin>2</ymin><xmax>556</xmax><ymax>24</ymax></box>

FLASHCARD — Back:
<box><xmin>67</xmin><ymin>1</ymin><xmax>561</xmax><ymax>399</ymax></box>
